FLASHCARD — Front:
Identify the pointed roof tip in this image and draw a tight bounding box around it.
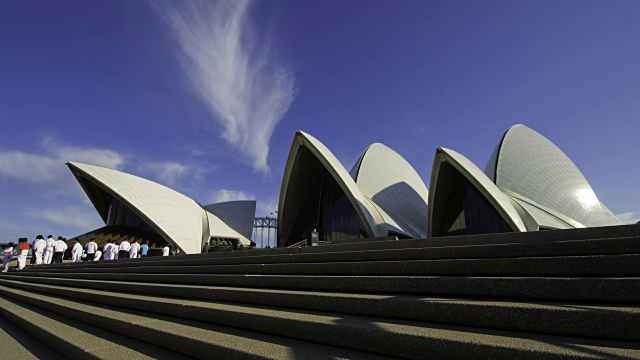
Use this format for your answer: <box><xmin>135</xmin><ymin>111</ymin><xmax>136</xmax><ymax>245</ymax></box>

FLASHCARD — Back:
<box><xmin>505</xmin><ymin>123</ymin><xmax>530</xmax><ymax>134</ymax></box>
<box><xmin>436</xmin><ymin>147</ymin><xmax>456</xmax><ymax>156</ymax></box>
<box><xmin>294</xmin><ymin>130</ymin><xmax>317</xmax><ymax>143</ymax></box>
<box><xmin>429</xmin><ymin>146</ymin><xmax>527</xmax><ymax>235</ymax></box>
<box><xmin>365</xmin><ymin>142</ymin><xmax>393</xmax><ymax>152</ymax></box>
<box><xmin>66</xmin><ymin>160</ymin><xmax>94</xmax><ymax>168</ymax></box>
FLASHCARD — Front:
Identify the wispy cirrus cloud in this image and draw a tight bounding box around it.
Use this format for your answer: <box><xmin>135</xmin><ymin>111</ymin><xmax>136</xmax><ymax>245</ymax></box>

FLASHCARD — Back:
<box><xmin>158</xmin><ymin>0</ymin><xmax>295</xmax><ymax>173</ymax></box>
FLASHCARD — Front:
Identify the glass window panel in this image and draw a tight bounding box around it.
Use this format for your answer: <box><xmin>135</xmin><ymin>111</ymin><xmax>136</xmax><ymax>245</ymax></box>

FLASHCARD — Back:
<box><xmin>434</xmin><ymin>163</ymin><xmax>512</xmax><ymax>237</ymax></box>
<box><xmin>283</xmin><ymin>149</ymin><xmax>368</xmax><ymax>246</ymax></box>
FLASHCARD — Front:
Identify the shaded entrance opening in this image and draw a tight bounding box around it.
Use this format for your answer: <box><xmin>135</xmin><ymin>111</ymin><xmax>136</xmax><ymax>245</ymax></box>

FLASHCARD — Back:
<box><xmin>281</xmin><ymin>147</ymin><xmax>368</xmax><ymax>246</ymax></box>
<box><xmin>432</xmin><ymin>162</ymin><xmax>512</xmax><ymax>237</ymax></box>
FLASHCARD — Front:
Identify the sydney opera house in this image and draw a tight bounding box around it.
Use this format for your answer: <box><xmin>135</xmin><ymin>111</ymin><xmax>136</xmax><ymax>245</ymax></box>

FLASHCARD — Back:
<box><xmin>67</xmin><ymin>124</ymin><xmax>623</xmax><ymax>254</ymax></box>
<box><xmin>67</xmin><ymin>162</ymin><xmax>256</xmax><ymax>254</ymax></box>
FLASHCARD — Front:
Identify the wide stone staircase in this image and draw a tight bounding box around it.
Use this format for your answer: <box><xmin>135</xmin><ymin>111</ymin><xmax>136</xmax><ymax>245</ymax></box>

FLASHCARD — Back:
<box><xmin>2</xmin><ymin>224</ymin><xmax>640</xmax><ymax>359</ymax></box>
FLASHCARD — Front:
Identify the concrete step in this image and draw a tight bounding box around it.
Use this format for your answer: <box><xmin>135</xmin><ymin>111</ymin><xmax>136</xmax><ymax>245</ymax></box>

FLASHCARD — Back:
<box><xmin>1</xmin><ymin>279</ymin><xmax>639</xmax><ymax>359</ymax></box>
<box><xmin>2</xmin><ymin>276</ymin><xmax>639</xmax><ymax>341</ymax></box>
<box><xmin>277</xmin><ymin>224</ymin><xmax>640</xmax><ymax>255</ymax></box>
<box><xmin>0</xmin><ymin>283</ymin><xmax>391</xmax><ymax>360</ymax></box>
<box><xmin>28</xmin><ymin>254</ymin><xmax>640</xmax><ymax>277</ymax></box>
<box><xmin>0</xmin><ymin>295</ymin><xmax>195</xmax><ymax>360</ymax></box>
<box><xmin>293</xmin><ymin>235</ymin><xmax>640</xmax><ymax>263</ymax></box>
<box><xmin>24</xmin><ymin>235</ymin><xmax>640</xmax><ymax>273</ymax></box>
<box><xmin>0</xmin><ymin>310</ymin><xmax>66</xmax><ymax>360</ymax></box>
<box><xmin>300</xmin><ymin>225</ymin><xmax>640</xmax><ymax>253</ymax></box>
<box><xmin>296</xmin><ymin>224</ymin><xmax>640</xmax><ymax>254</ymax></box>
<box><xmin>5</xmin><ymin>271</ymin><xmax>640</xmax><ymax>302</ymax></box>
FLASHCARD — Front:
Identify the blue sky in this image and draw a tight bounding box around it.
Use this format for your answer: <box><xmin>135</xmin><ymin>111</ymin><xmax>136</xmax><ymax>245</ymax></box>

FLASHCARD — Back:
<box><xmin>1</xmin><ymin>0</ymin><xmax>639</xmax><ymax>243</ymax></box>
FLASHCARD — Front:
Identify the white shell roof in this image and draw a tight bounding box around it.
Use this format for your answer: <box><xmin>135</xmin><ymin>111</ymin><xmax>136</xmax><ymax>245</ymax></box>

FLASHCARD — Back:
<box><xmin>204</xmin><ymin>200</ymin><xmax>256</xmax><ymax>244</ymax></box>
<box><xmin>278</xmin><ymin>131</ymin><xmax>387</xmax><ymax>241</ymax></box>
<box><xmin>351</xmin><ymin>143</ymin><xmax>429</xmax><ymax>238</ymax></box>
<box><xmin>205</xmin><ymin>211</ymin><xmax>251</xmax><ymax>246</ymax></box>
<box><xmin>485</xmin><ymin>124</ymin><xmax>622</xmax><ymax>227</ymax></box>
<box><xmin>429</xmin><ymin>148</ymin><xmax>527</xmax><ymax>236</ymax></box>
<box><xmin>67</xmin><ymin>162</ymin><xmax>207</xmax><ymax>254</ymax></box>
<box><xmin>505</xmin><ymin>191</ymin><xmax>584</xmax><ymax>230</ymax></box>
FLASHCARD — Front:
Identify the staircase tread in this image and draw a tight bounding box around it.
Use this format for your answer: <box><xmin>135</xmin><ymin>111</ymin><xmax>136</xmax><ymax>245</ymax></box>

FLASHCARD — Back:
<box><xmin>0</xmin><ymin>295</ymin><xmax>196</xmax><ymax>360</ymax></box>
<box><xmin>0</xmin><ymin>313</ymin><xmax>66</xmax><ymax>360</ymax></box>
<box><xmin>0</xmin><ymin>283</ymin><xmax>392</xmax><ymax>360</ymax></box>
<box><xmin>2</xmin><ymin>280</ymin><xmax>640</xmax><ymax>359</ymax></box>
<box><xmin>3</xmin><ymin>276</ymin><xmax>638</xmax><ymax>341</ymax></box>
<box><xmin>3</xmin><ymin>275</ymin><xmax>640</xmax><ymax>313</ymax></box>
<box><xmin>5</xmin><ymin>272</ymin><xmax>639</xmax><ymax>302</ymax></box>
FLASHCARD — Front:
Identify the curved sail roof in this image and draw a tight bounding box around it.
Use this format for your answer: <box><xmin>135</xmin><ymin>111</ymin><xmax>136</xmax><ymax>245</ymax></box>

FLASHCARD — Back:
<box><xmin>203</xmin><ymin>200</ymin><xmax>256</xmax><ymax>245</ymax></box>
<box><xmin>67</xmin><ymin>161</ymin><xmax>208</xmax><ymax>254</ymax></box>
<box><xmin>351</xmin><ymin>143</ymin><xmax>429</xmax><ymax>238</ymax></box>
<box><xmin>278</xmin><ymin>131</ymin><xmax>386</xmax><ymax>246</ymax></box>
<box><xmin>485</xmin><ymin>124</ymin><xmax>622</xmax><ymax>227</ymax></box>
<box><xmin>204</xmin><ymin>211</ymin><xmax>251</xmax><ymax>246</ymax></box>
<box><xmin>429</xmin><ymin>147</ymin><xmax>526</xmax><ymax>237</ymax></box>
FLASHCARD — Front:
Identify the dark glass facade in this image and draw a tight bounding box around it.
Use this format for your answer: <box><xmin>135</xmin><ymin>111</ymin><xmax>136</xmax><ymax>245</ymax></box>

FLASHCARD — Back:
<box><xmin>74</xmin><ymin>172</ymin><xmax>162</xmax><ymax>241</ymax></box>
<box><xmin>78</xmin><ymin>176</ymin><xmax>114</xmax><ymax>223</ymax></box>
<box><xmin>106</xmin><ymin>197</ymin><xmax>156</xmax><ymax>234</ymax></box>
<box><xmin>432</xmin><ymin>162</ymin><xmax>513</xmax><ymax>237</ymax></box>
<box><xmin>281</xmin><ymin>147</ymin><xmax>369</xmax><ymax>246</ymax></box>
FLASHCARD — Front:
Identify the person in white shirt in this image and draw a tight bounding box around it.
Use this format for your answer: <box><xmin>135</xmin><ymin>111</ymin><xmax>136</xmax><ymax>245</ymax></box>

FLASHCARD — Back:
<box><xmin>54</xmin><ymin>237</ymin><xmax>68</xmax><ymax>263</ymax></box>
<box><xmin>162</xmin><ymin>244</ymin><xmax>170</xmax><ymax>256</ymax></box>
<box><xmin>85</xmin><ymin>238</ymin><xmax>98</xmax><ymax>261</ymax></box>
<box><xmin>93</xmin><ymin>250</ymin><xmax>102</xmax><ymax>261</ymax></box>
<box><xmin>33</xmin><ymin>235</ymin><xmax>46</xmax><ymax>265</ymax></box>
<box><xmin>2</xmin><ymin>242</ymin><xmax>14</xmax><ymax>272</ymax></box>
<box><xmin>71</xmin><ymin>241</ymin><xmax>83</xmax><ymax>262</ymax></box>
<box><xmin>118</xmin><ymin>240</ymin><xmax>131</xmax><ymax>259</ymax></box>
<box><xmin>102</xmin><ymin>240</ymin><xmax>113</xmax><ymax>261</ymax></box>
<box><xmin>29</xmin><ymin>236</ymin><xmax>39</xmax><ymax>265</ymax></box>
<box><xmin>44</xmin><ymin>235</ymin><xmax>56</xmax><ymax>264</ymax></box>
<box><xmin>129</xmin><ymin>240</ymin><xmax>140</xmax><ymax>259</ymax></box>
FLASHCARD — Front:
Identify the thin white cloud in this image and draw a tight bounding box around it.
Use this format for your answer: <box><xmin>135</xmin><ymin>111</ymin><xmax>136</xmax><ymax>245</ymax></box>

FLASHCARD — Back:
<box><xmin>159</xmin><ymin>0</ymin><xmax>295</xmax><ymax>173</ymax></box>
<box><xmin>32</xmin><ymin>206</ymin><xmax>103</xmax><ymax>230</ymax></box>
<box><xmin>210</xmin><ymin>189</ymin><xmax>277</xmax><ymax>217</ymax></box>
<box><xmin>43</xmin><ymin>136</ymin><xmax>124</xmax><ymax>170</ymax></box>
<box><xmin>616</xmin><ymin>212</ymin><xmax>640</xmax><ymax>224</ymax></box>
<box><xmin>0</xmin><ymin>151</ymin><xmax>61</xmax><ymax>183</ymax></box>
<box><xmin>256</xmin><ymin>198</ymin><xmax>278</xmax><ymax>218</ymax></box>
<box><xmin>139</xmin><ymin>161</ymin><xmax>201</xmax><ymax>187</ymax></box>
<box><xmin>211</xmin><ymin>189</ymin><xmax>254</xmax><ymax>204</ymax></box>
<box><xmin>0</xmin><ymin>137</ymin><xmax>124</xmax><ymax>186</ymax></box>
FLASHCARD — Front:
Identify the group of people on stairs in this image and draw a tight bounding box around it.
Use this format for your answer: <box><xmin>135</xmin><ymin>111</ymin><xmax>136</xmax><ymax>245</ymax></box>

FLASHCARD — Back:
<box><xmin>71</xmin><ymin>238</ymin><xmax>151</xmax><ymax>262</ymax></box>
<box><xmin>3</xmin><ymin>236</ymin><xmax>180</xmax><ymax>271</ymax></box>
<box><xmin>2</xmin><ymin>235</ymin><xmax>68</xmax><ymax>272</ymax></box>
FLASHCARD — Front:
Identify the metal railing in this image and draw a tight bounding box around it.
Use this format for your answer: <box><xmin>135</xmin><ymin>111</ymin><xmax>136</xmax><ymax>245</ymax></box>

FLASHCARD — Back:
<box><xmin>287</xmin><ymin>239</ymin><xmax>308</xmax><ymax>248</ymax></box>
